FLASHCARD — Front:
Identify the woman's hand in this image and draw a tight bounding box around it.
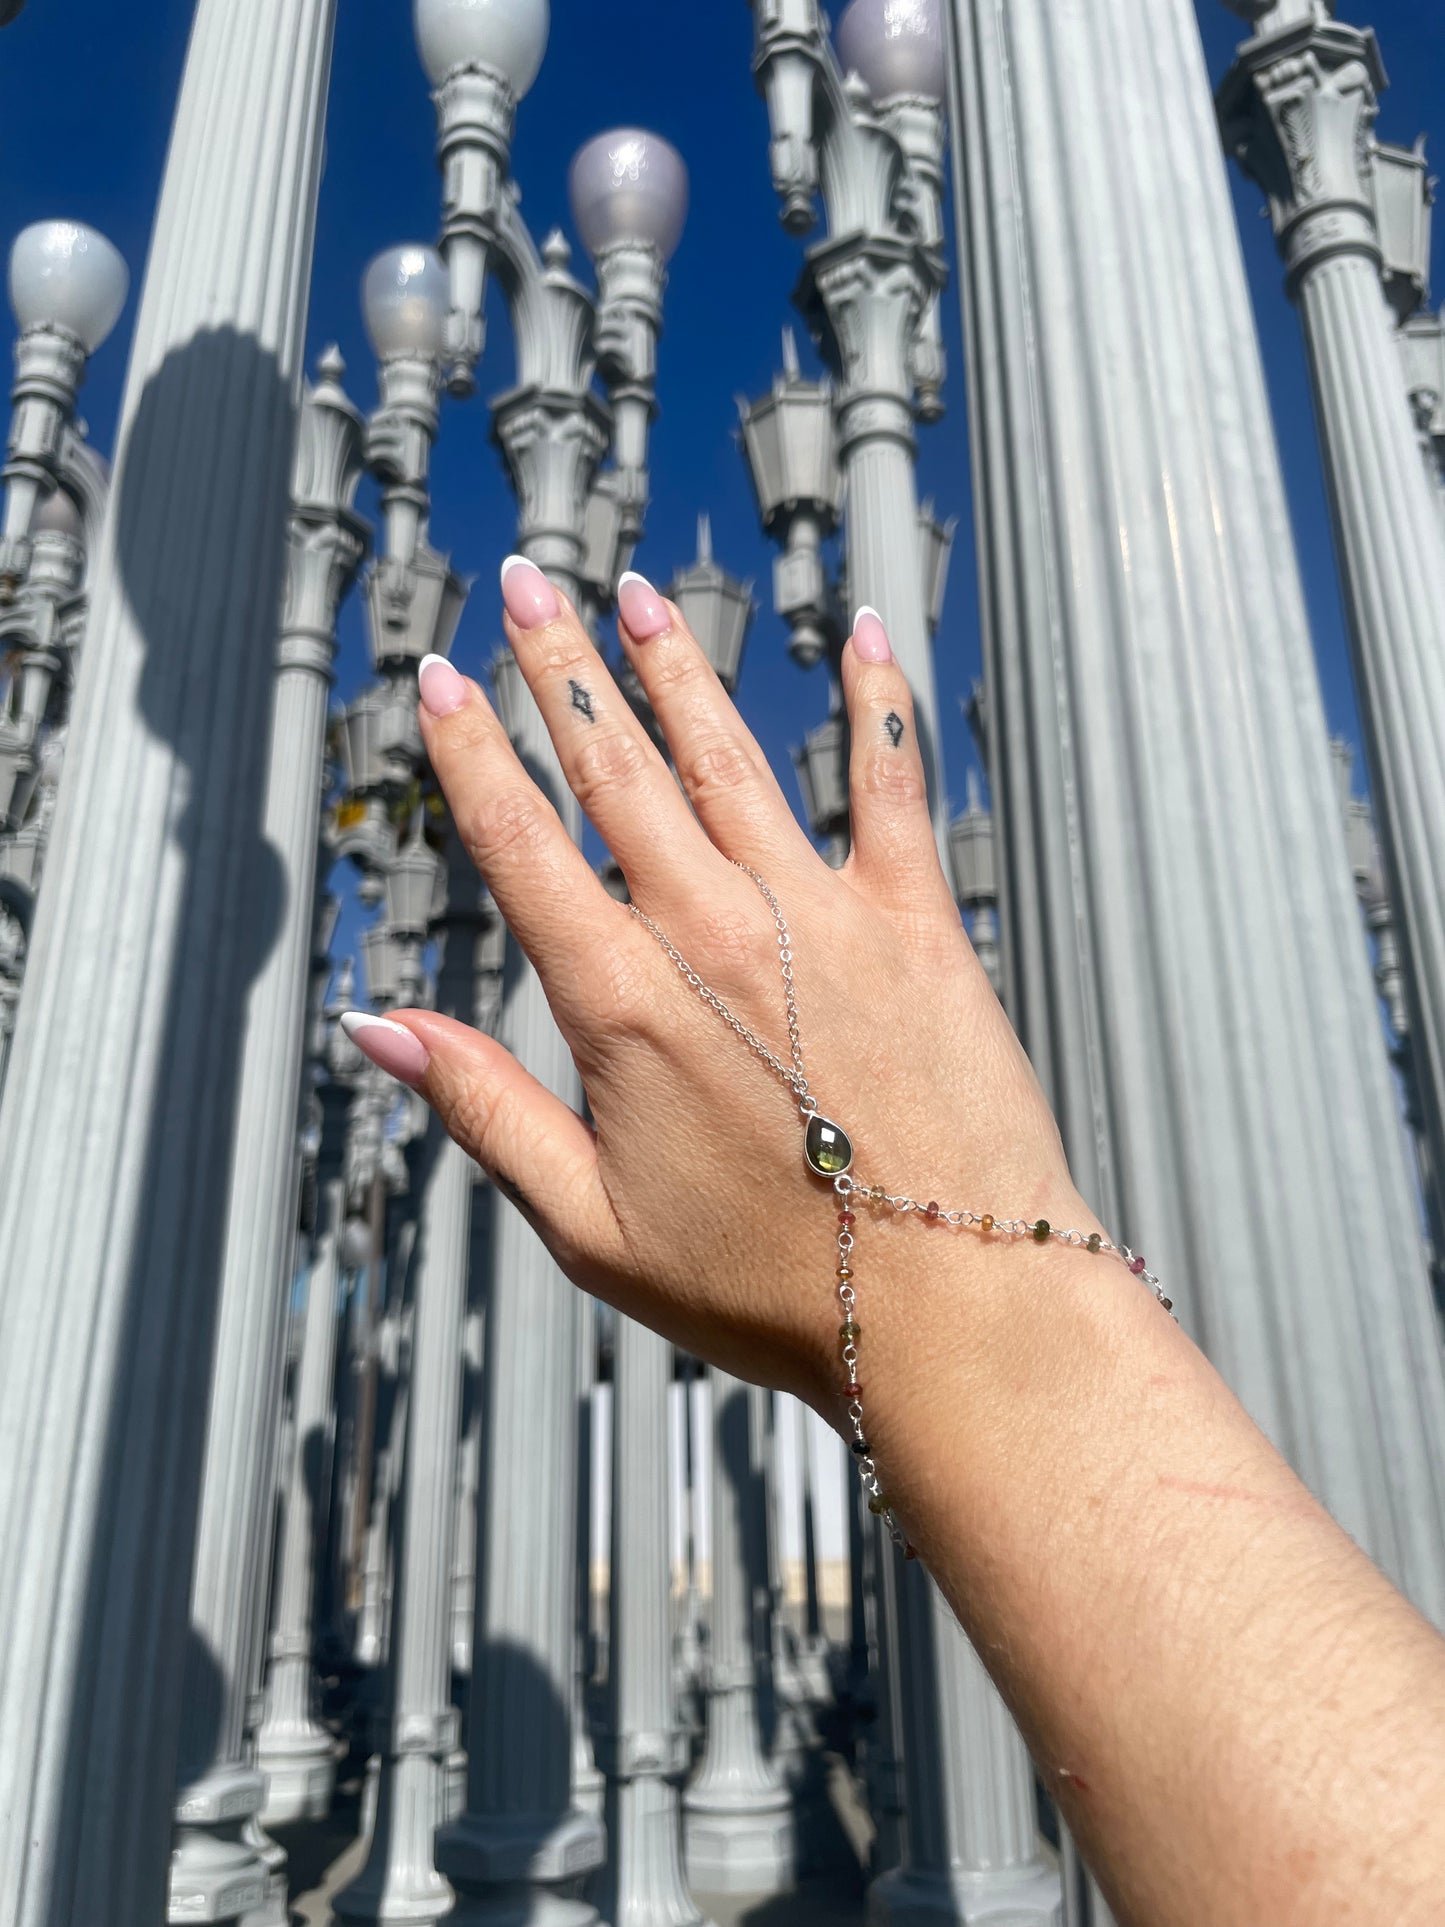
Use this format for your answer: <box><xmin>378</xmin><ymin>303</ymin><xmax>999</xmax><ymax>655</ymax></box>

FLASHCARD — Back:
<box><xmin>344</xmin><ymin>556</ymin><xmax>1090</xmax><ymax>1436</ymax></box>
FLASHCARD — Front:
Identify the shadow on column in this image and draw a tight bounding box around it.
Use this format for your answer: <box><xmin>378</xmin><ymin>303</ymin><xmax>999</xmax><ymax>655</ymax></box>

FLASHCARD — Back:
<box><xmin>43</xmin><ymin>330</ymin><xmax>291</xmax><ymax>1921</ymax></box>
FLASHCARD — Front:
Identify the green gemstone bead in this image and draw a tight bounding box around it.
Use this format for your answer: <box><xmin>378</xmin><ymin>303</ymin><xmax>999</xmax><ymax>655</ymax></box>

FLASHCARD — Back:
<box><xmin>1087</xmin><ymin>1233</ymin><xmax>1102</xmax><ymax>1254</ymax></box>
<box><xmin>1033</xmin><ymin>1219</ymin><xmax>1051</xmax><ymax>1243</ymax></box>
<box><xmin>868</xmin><ymin>1495</ymin><xmax>890</xmax><ymax>1516</ymax></box>
<box><xmin>805</xmin><ymin>1114</ymin><xmax>854</xmax><ymax>1177</ymax></box>
<box><xmin>840</xmin><ymin>1320</ymin><xmax>861</xmax><ymax>1343</ymax></box>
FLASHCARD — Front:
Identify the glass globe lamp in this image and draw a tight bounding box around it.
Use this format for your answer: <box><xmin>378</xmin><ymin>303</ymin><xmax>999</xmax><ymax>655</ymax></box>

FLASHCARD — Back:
<box><xmin>413</xmin><ymin>0</ymin><xmax>549</xmax><ymax>94</ymax></box>
<box><xmin>30</xmin><ymin>487</ymin><xmax>83</xmax><ymax>539</ymax></box>
<box><xmin>568</xmin><ymin>130</ymin><xmax>689</xmax><ymax>262</ymax></box>
<box><xmin>835</xmin><ymin>0</ymin><xmax>946</xmax><ymax>102</ymax></box>
<box><xmin>361</xmin><ymin>246</ymin><xmax>449</xmax><ymax>362</ymax></box>
<box><xmin>8</xmin><ymin>221</ymin><xmax>129</xmax><ymax>353</ymax></box>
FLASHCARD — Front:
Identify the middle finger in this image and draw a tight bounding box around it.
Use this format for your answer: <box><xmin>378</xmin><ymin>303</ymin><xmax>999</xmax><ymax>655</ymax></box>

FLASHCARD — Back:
<box><xmin>498</xmin><ymin>553</ymin><xmax>725</xmax><ymax>908</ymax></box>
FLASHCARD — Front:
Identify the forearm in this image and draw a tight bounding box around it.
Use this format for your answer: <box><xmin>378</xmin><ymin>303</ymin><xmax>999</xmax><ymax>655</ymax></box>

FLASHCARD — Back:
<box><xmin>861</xmin><ymin>1217</ymin><xmax>1445</xmax><ymax>1926</ymax></box>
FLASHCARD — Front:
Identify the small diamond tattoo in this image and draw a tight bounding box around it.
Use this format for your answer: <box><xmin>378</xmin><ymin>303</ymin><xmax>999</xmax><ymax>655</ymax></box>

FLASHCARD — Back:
<box><xmin>884</xmin><ymin>711</ymin><xmax>905</xmax><ymax>748</ymax></box>
<box><xmin>569</xmin><ymin>679</ymin><xmax>597</xmax><ymax>724</ymax></box>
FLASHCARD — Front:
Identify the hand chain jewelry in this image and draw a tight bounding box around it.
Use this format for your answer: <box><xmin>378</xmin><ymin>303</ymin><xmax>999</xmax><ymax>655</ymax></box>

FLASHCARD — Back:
<box><xmin>631</xmin><ymin>864</ymin><xmax>1177</xmax><ymax>1557</ymax></box>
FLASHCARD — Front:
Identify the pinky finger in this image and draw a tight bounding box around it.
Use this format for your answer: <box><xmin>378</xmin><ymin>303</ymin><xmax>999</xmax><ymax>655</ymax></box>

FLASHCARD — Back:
<box><xmin>339</xmin><ymin>1009</ymin><xmax>622</xmax><ymax>1276</ymax></box>
<box><xmin>841</xmin><ymin>608</ymin><xmax>954</xmax><ymax>912</ymax></box>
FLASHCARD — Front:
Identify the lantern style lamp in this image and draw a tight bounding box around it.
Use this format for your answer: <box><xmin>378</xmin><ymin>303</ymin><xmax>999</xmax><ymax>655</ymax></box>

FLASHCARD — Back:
<box><xmin>415</xmin><ymin>0</ymin><xmax>551</xmax><ymax>392</ymax></box>
<box><xmin>2</xmin><ymin>221</ymin><xmax>128</xmax><ymax>592</ymax></box>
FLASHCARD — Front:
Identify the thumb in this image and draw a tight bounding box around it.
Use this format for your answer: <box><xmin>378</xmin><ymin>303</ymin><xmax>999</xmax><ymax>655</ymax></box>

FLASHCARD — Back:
<box><xmin>340</xmin><ymin>1008</ymin><xmax>619</xmax><ymax>1275</ymax></box>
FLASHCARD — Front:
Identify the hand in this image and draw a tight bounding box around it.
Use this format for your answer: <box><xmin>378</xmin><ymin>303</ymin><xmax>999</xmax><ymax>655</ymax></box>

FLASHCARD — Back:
<box><xmin>344</xmin><ymin>558</ymin><xmax>1094</xmax><ymax>1438</ymax></box>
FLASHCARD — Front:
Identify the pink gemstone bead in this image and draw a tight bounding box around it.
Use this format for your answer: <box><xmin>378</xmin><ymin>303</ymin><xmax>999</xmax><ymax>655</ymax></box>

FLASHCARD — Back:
<box><xmin>1130</xmin><ymin>1256</ymin><xmax>1146</xmax><ymax>1275</ymax></box>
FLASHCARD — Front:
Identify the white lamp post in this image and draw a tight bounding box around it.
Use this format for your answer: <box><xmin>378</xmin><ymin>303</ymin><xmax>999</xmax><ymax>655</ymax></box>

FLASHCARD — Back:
<box><xmin>0</xmin><ymin>219</ymin><xmax>126</xmax><ymax>592</ymax></box>
<box><xmin>415</xmin><ymin>0</ymin><xmax>551</xmax><ymax>393</ymax></box>
<box><xmin>749</xmin><ymin>0</ymin><xmax>952</xmax><ymax>843</ymax></box>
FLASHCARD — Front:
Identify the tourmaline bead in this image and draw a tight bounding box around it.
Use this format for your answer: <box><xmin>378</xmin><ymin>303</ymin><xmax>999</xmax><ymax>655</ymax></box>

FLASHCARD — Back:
<box><xmin>1033</xmin><ymin>1219</ymin><xmax>1051</xmax><ymax>1243</ymax></box>
<box><xmin>839</xmin><ymin>1320</ymin><xmax>861</xmax><ymax>1343</ymax></box>
<box><xmin>925</xmin><ymin>1201</ymin><xmax>940</xmax><ymax>1222</ymax></box>
<box><xmin>1130</xmin><ymin>1256</ymin><xmax>1146</xmax><ymax>1275</ymax></box>
<box><xmin>980</xmin><ymin>1214</ymin><xmax>994</xmax><ymax>1233</ymax></box>
<box><xmin>838</xmin><ymin>1209</ymin><xmax>855</xmax><ymax>1226</ymax></box>
<box><xmin>850</xmin><ymin>1438</ymin><xmax>870</xmax><ymax>1458</ymax></box>
<box><xmin>868</xmin><ymin>1494</ymin><xmax>890</xmax><ymax>1516</ymax></box>
<box><xmin>904</xmin><ymin>1544</ymin><xmax>919</xmax><ymax>1561</ymax></box>
<box><xmin>837</xmin><ymin>1262</ymin><xmax>853</xmax><ymax>1279</ymax></box>
<box><xmin>844</xmin><ymin>1381</ymin><xmax>863</xmax><ymax>1399</ymax></box>
<box><xmin>1087</xmin><ymin>1233</ymin><xmax>1102</xmax><ymax>1254</ymax></box>
<box><xmin>1161</xmin><ymin>1297</ymin><xmax>1174</xmax><ymax>1313</ymax></box>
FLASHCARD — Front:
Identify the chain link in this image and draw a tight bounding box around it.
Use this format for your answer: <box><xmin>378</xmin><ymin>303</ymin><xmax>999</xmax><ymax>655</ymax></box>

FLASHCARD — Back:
<box><xmin>630</xmin><ymin>862</ymin><xmax>814</xmax><ymax>1111</ymax></box>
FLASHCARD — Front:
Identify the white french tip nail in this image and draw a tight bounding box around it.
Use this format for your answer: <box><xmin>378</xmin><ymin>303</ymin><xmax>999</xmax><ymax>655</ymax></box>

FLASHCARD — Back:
<box><xmin>618</xmin><ymin>569</ymin><xmax>652</xmax><ymax>590</ymax></box>
<box><xmin>854</xmin><ymin>604</ymin><xmax>882</xmax><ymax>628</ymax></box>
<box><xmin>340</xmin><ymin>1011</ymin><xmax>411</xmax><ymax>1042</ymax></box>
<box><xmin>500</xmin><ymin>553</ymin><xmax>535</xmax><ymax>583</ymax></box>
<box><xmin>419</xmin><ymin>652</ymin><xmax>449</xmax><ymax>677</ymax></box>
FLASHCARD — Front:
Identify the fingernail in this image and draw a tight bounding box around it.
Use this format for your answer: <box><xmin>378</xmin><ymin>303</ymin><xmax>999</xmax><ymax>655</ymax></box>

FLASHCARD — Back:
<box><xmin>852</xmin><ymin>606</ymin><xmax>893</xmax><ymax>664</ymax></box>
<box><xmin>617</xmin><ymin>569</ymin><xmax>671</xmax><ymax>641</ymax></box>
<box><xmin>501</xmin><ymin>553</ymin><xmax>560</xmax><ymax>629</ymax></box>
<box><xmin>340</xmin><ymin>1012</ymin><xmax>431</xmax><ymax>1089</ymax></box>
<box><xmin>418</xmin><ymin>653</ymin><xmax>467</xmax><ymax>719</ymax></box>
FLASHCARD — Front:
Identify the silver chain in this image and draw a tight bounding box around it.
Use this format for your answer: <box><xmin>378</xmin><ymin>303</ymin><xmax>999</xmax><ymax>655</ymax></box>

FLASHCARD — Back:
<box><xmin>629</xmin><ymin>863</ymin><xmax>817</xmax><ymax>1115</ymax></box>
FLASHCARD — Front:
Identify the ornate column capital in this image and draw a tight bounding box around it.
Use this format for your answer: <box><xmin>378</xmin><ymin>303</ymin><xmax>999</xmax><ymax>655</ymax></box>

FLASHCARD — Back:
<box><xmin>801</xmin><ymin>233</ymin><xmax>924</xmax><ymax>457</ymax></box>
<box><xmin>1219</xmin><ymin>20</ymin><xmax>1387</xmax><ymax>291</ymax></box>
<box><xmin>491</xmin><ymin>384</ymin><xmax>610</xmax><ymax>580</ymax></box>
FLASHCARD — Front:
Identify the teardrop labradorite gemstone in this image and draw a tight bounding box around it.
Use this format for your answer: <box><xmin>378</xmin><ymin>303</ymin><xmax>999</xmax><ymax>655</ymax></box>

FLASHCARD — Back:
<box><xmin>805</xmin><ymin>1114</ymin><xmax>854</xmax><ymax>1178</ymax></box>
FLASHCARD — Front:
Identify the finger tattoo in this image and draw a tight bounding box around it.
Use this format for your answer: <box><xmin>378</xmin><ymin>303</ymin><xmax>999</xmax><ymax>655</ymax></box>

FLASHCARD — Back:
<box><xmin>493</xmin><ymin>1171</ymin><xmax>537</xmax><ymax>1218</ymax></box>
<box><xmin>884</xmin><ymin>711</ymin><xmax>905</xmax><ymax>749</ymax></box>
<box><xmin>569</xmin><ymin>679</ymin><xmax>597</xmax><ymax>724</ymax></box>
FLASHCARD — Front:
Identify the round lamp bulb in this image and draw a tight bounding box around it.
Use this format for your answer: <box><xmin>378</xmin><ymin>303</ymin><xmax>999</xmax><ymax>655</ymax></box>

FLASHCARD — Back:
<box><xmin>836</xmin><ymin>0</ymin><xmax>946</xmax><ymax>102</ymax></box>
<box><xmin>413</xmin><ymin>0</ymin><xmax>549</xmax><ymax>93</ymax></box>
<box><xmin>8</xmin><ymin>221</ymin><xmax>129</xmax><ymax>353</ymax></box>
<box><xmin>568</xmin><ymin>130</ymin><xmax>689</xmax><ymax>262</ymax></box>
<box><xmin>361</xmin><ymin>246</ymin><xmax>450</xmax><ymax>361</ymax></box>
<box><xmin>31</xmin><ymin>486</ymin><xmax>83</xmax><ymax>539</ymax></box>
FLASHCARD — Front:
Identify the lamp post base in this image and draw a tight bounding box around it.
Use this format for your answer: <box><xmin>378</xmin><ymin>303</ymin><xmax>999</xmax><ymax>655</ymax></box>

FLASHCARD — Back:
<box><xmin>867</xmin><ymin>1864</ymin><xmax>1063</xmax><ymax>1927</ymax></box>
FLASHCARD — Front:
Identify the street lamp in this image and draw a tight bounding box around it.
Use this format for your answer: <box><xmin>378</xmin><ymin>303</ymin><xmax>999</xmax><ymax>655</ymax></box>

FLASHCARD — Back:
<box><xmin>835</xmin><ymin>0</ymin><xmax>946</xmax><ymax>101</ymax></box>
<box><xmin>416</xmin><ymin>0</ymin><xmax>550</xmax><ymax>392</ymax></box>
<box><xmin>1</xmin><ymin>219</ymin><xmax>127</xmax><ymax>591</ymax></box>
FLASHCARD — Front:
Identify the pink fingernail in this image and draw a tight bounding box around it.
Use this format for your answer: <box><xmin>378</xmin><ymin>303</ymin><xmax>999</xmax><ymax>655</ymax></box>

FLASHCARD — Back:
<box><xmin>617</xmin><ymin>570</ymin><xmax>671</xmax><ymax>641</ymax></box>
<box><xmin>340</xmin><ymin>1012</ymin><xmax>431</xmax><ymax>1089</ymax></box>
<box><xmin>852</xmin><ymin>606</ymin><xmax>893</xmax><ymax>664</ymax></box>
<box><xmin>501</xmin><ymin>553</ymin><xmax>561</xmax><ymax>629</ymax></box>
<box><xmin>418</xmin><ymin>652</ymin><xmax>467</xmax><ymax>718</ymax></box>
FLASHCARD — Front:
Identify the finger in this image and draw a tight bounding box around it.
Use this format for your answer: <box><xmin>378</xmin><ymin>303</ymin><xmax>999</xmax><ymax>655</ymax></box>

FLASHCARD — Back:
<box><xmin>416</xmin><ymin>650</ymin><xmax>632</xmax><ymax>1010</ymax></box>
<box><xmin>497</xmin><ymin>554</ymin><xmax>725</xmax><ymax>907</ymax></box>
<box><xmin>840</xmin><ymin>608</ymin><xmax>955</xmax><ymax>911</ymax></box>
<box><xmin>616</xmin><ymin>568</ymin><xmax>819</xmax><ymax>871</ymax></box>
<box><xmin>339</xmin><ymin>1009</ymin><xmax>623</xmax><ymax>1276</ymax></box>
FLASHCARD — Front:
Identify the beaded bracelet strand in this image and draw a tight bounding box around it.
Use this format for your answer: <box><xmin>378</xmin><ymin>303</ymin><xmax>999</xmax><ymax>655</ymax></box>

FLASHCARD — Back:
<box><xmin>631</xmin><ymin>863</ymin><xmax>1178</xmax><ymax>1556</ymax></box>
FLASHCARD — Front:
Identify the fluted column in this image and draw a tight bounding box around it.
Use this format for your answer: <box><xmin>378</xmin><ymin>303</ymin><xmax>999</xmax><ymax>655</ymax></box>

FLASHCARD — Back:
<box><xmin>338</xmin><ymin>850</ymin><xmax>487</xmax><ymax>1925</ymax></box>
<box><xmin>873</xmin><ymin>1562</ymin><xmax>1061</xmax><ymax>1924</ymax></box>
<box><xmin>437</xmin><ymin>266</ymin><xmax>608</xmax><ymax>1911</ymax></box>
<box><xmin>1220</xmin><ymin>7</ymin><xmax>1445</xmax><ymax>1327</ymax></box>
<box><xmin>170</xmin><ymin>352</ymin><xmax>366</xmax><ymax>1924</ymax></box>
<box><xmin>0</xmin><ymin>3</ymin><xmax>337</xmax><ymax>1923</ymax></box>
<box><xmin>593</xmin><ymin>1320</ymin><xmax>711</xmax><ymax>1927</ymax></box>
<box><xmin>258</xmin><ymin>1155</ymin><xmax>346</xmax><ymax>1825</ymax></box>
<box><xmin>945</xmin><ymin>0</ymin><xmax>1445</xmax><ymax>1626</ymax></box>
<box><xmin>683</xmin><ymin>1373</ymin><xmax>794</xmax><ymax>1896</ymax></box>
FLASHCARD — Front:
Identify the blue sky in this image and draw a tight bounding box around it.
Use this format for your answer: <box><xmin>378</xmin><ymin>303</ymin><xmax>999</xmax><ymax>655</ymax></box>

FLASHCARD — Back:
<box><xmin>1</xmin><ymin>0</ymin><xmax>1441</xmax><ymax>874</ymax></box>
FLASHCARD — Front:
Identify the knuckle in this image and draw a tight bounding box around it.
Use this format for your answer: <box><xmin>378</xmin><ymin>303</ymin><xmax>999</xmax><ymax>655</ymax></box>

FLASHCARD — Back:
<box><xmin>569</xmin><ymin>927</ymin><xmax>657</xmax><ymax>1039</ymax></box>
<box><xmin>569</xmin><ymin>728</ymin><xmax>652</xmax><ymax>814</ymax></box>
<box><xmin>643</xmin><ymin>639</ymin><xmax>710</xmax><ymax>697</ymax></box>
<box><xmin>532</xmin><ymin>634</ymin><xmax>595</xmax><ymax>681</ymax></box>
<box><xmin>678</xmin><ymin>734</ymin><xmax>761</xmax><ymax>805</ymax></box>
<box><xmin>694</xmin><ymin>905</ymin><xmax>769</xmax><ymax>977</ymax></box>
<box><xmin>464</xmin><ymin>786</ymin><xmax>553</xmax><ymax>868</ymax></box>
<box><xmin>858</xmin><ymin>748</ymin><xmax>929</xmax><ymax>811</ymax></box>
